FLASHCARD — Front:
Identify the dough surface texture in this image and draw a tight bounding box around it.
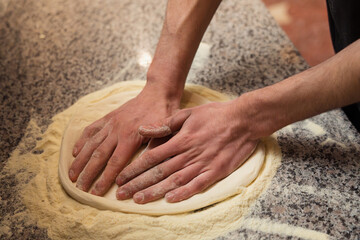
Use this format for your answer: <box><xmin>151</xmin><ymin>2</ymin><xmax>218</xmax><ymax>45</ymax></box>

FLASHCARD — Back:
<box><xmin>59</xmin><ymin>81</ymin><xmax>265</xmax><ymax>215</ymax></box>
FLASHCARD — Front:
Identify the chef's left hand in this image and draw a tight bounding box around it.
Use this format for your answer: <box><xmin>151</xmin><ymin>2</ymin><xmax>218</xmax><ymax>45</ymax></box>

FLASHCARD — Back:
<box><xmin>115</xmin><ymin>99</ymin><xmax>259</xmax><ymax>203</ymax></box>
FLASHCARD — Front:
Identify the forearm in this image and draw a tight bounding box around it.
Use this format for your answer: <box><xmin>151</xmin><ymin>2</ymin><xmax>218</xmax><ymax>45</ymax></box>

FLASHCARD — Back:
<box><xmin>145</xmin><ymin>0</ymin><xmax>222</xmax><ymax>102</ymax></box>
<box><xmin>240</xmin><ymin>39</ymin><xmax>360</xmax><ymax>138</ymax></box>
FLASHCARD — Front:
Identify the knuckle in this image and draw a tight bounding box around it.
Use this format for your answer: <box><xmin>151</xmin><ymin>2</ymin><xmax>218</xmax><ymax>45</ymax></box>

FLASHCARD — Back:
<box><xmin>180</xmin><ymin>131</ymin><xmax>191</xmax><ymax>141</ymax></box>
<box><xmin>93</xmin><ymin>134</ymin><xmax>104</xmax><ymax>144</ymax></box>
<box><xmin>91</xmin><ymin>149</ymin><xmax>105</xmax><ymax>159</ymax></box>
<box><xmin>90</xmin><ymin>133</ymin><xmax>107</xmax><ymax>146</ymax></box>
<box><xmin>83</xmin><ymin>126</ymin><xmax>92</xmax><ymax>135</ymax></box>
<box><xmin>177</xmin><ymin>132</ymin><xmax>192</xmax><ymax>149</ymax></box>
<box><xmin>171</xmin><ymin>174</ymin><xmax>185</xmax><ymax>187</ymax></box>
<box><xmin>153</xmin><ymin>166</ymin><xmax>165</xmax><ymax>180</ymax></box>
<box><xmin>215</xmin><ymin>160</ymin><xmax>229</xmax><ymax>173</ymax></box>
<box><xmin>83</xmin><ymin>125</ymin><xmax>98</xmax><ymax>136</ymax></box>
<box><xmin>87</xmin><ymin>139</ymin><xmax>97</xmax><ymax>147</ymax></box>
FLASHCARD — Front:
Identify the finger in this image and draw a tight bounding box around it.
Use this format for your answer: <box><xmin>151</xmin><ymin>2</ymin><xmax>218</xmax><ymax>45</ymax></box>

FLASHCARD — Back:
<box><xmin>162</xmin><ymin>148</ymin><xmax>249</xmax><ymax>202</ymax></box>
<box><xmin>90</xmin><ymin>139</ymin><xmax>140</xmax><ymax>196</ymax></box>
<box><xmin>165</xmin><ymin>171</ymin><xmax>216</xmax><ymax>203</ymax></box>
<box><xmin>69</xmin><ymin>127</ymin><xmax>108</xmax><ymax>182</ymax></box>
<box><xmin>116</xmin><ymin>152</ymin><xmax>191</xmax><ymax>200</ymax></box>
<box><xmin>164</xmin><ymin>144</ymin><xmax>248</xmax><ymax>203</ymax></box>
<box><xmin>115</xmin><ymin>135</ymin><xmax>185</xmax><ymax>186</ymax></box>
<box><xmin>138</xmin><ymin>109</ymin><xmax>191</xmax><ymax>138</ymax></box>
<box><xmin>147</xmin><ymin>135</ymin><xmax>172</xmax><ymax>151</ymax></box>
<box><xmin>75</xmin><ymin>135</ymin><xmax>117</xmax><ymax>192</ymax></box>
<box><xmin>131</xmin><ymin>163</ymin><xmax>202</xmax><ymax>204</ymax></box>
<box><xmin>72</xmin><ymin>119</ymin><xmax>105</xmax><ymax>157</ymax></box>
<box><xmin>116</xmin><ymin>135</ymin><xmax>171</xmax><ymax>184</ymax></box>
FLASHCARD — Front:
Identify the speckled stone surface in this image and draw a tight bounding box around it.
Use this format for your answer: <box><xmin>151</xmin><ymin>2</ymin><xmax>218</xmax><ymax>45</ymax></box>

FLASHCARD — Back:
<box><xmin>0</xmin><ymin>0</ymin><xmax>359</xmax><ymax>239</ymax></box>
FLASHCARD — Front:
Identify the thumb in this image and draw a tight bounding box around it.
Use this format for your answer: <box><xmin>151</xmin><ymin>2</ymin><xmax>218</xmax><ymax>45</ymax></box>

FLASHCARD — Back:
<box><xmin>139</xmin><ymin>109</ymin><xmax>191</xmax><ymax>138</ymax></box>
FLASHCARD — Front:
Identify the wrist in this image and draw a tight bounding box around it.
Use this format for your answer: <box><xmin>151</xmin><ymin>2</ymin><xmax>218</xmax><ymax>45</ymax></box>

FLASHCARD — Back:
<box><xmin>137</xmin><ymin>83</ymin><xmax>181</xmax><ymax>114</ymax></box>
<box><xmin>145</xmin><ymin>64</ymin><xmax>186</xmax><ymax>103</ymax></box>
<box><xmin>232</xmin><ymin>88</ymin><xmax>284</xmax><ymax>139</ymax></box>
<box><xmin>139</xmin><ymin>80</ymin><xmax>182</xmax><ymax>111</ymax></box>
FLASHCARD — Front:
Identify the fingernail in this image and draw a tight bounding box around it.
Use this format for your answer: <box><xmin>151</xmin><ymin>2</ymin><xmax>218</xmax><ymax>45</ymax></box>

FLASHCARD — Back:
<box><xmin>116</xmin><ymin>189</ymin><xmax>129</xmax><ymax>200</ymax></box>
<box><xmin>75</xmin><ymin>174</ymin><xmax>86</xmax><ymax>191</ymax></box>
<box><xmin>165</xmin><ymin>192</ymin><xmax>174</xmax><ymax>202</ymax></box>
<box><xmin>91</xmin><ymin>186</ymin><xmax>101</xmax><ymax>196</ymax></box>
<box><xmin>76</xmin><ymin>182</ymin><xmax>85</xmax><ymax>191</ymax></box>
<box><xmin>91</xmin><ymin>189</ymin><xmax>100</xmax><ymax>196</ymax></box>
<box><xmin>133</xmin><ymin>193</ymin><xmax>144</xmax><ymax>203</ymax></box>
<box><xmin>73</xmin><ymin>147</ymin><xmax>78</xmax><ymax>156</ymax></box>
<box><xmin>69</xmin><ymin>169</ymin><xmax>75</xmax><ymax>181</ymax></box>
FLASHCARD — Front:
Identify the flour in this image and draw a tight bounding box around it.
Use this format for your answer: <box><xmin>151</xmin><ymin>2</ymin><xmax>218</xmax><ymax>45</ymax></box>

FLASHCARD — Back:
<box><xmin>242</xmin><ymin>218</ymin><xmax>329</xmax><ymax>240</ymax></box>
<box><xmin>3</xmin><ymin>81</ymin><xmax>282</xmax><ymax>240</ymax></box>
<box><xmin>303</xmin><ymin>120</ymin><xmax>326</xmax><ymax>136</ymax></box>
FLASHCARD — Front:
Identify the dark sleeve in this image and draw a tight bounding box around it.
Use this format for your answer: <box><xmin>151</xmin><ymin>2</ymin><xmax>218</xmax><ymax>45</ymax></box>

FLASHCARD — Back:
<box><xmin>326</xmin><ymin>0</ymin><xmax>360</xmax><ymax>132</ymax></box>
<box><xmin>326</xmin><ymin>0</ymin><xmax>360</xmax><ymax>52</ymax></box>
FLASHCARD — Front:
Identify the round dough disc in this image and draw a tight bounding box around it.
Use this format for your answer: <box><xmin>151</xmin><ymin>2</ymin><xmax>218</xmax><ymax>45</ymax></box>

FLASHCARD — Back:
<box><xmin>58</xmin><ymin>81</ymin><xmax>265</xmax><ymax>215</ymax></box>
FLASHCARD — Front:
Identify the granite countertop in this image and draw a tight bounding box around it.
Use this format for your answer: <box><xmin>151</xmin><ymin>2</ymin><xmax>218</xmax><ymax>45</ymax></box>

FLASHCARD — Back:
<box><xmin>0</xmin><ymin>0</ymin><xmax>359</xmax><ymax>239</ymax></box>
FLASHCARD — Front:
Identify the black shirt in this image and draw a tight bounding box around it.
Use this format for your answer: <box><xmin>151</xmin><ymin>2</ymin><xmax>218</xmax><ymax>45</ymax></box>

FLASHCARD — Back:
<box><xmin>326</xmin><ymin>0</ymin><xmax>360</xmax><ymax>132</ymax></box>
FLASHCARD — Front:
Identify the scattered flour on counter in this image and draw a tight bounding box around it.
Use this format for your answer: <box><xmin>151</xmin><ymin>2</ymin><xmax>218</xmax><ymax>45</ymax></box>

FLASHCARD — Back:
<box><xmin>320</xmin><ymin>138</ymin><xmax>347</xmax><ymax>149</ymax></box>
<box><xmin>281</xmin><ymin>120</ymin><xmax>327</xmax><ymax>136</ymax></box>
<box><xmin>303</xmin><ymin>120</ymin><xmax>327</xmax><ymax>136</ymax></box>
<box><xmin>302</xmin><ymin>119</ymin><xmax>349</xmax><ymax>149</ymax></box>
<box><xmin>3</xmin><ymin>81</ymin><xmax>284</xmax><ymax>240</ymax></box>
<box><xmin>242</xmin><ymin>218</ymin><xmax>329</xmax><ymax>240</ymax></box>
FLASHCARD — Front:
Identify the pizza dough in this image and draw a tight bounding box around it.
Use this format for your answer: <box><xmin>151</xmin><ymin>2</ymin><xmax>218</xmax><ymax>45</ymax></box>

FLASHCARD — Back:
<box><xmin>6</xmin><ymin>80</ymin><xmax>281</xmax><ymax>239</ymax></box>
<box><xmin>58</xmin><ymin>81</ymin><xmax>265</xmax><ymax>215</ymax></box>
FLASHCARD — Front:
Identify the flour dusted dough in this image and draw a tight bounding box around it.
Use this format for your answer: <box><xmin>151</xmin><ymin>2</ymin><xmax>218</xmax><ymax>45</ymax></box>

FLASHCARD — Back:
<box><xmin>58</xmin><ymin>81</ymin><xmax>265</xmax><ymax>215</ymax></box>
